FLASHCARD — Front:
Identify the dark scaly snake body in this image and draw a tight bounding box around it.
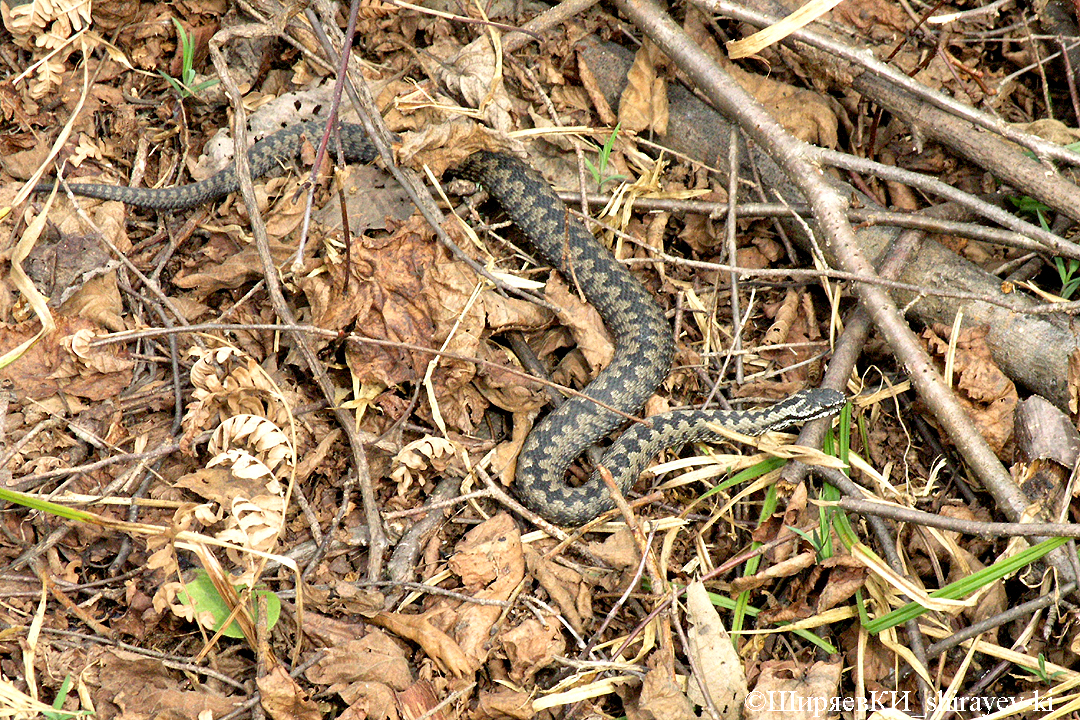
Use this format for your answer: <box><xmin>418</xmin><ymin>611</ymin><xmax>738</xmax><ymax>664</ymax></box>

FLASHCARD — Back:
<box><xmin>38</xmin><ymin>122</ymin><xmax>846</xmax><ymax>525</ymax></box>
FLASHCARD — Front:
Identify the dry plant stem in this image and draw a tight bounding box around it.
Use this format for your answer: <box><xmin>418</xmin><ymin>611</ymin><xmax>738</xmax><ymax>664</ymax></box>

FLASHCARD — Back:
<box><xmin>612</xmin><ymin>0</ymin><xmax>1077</xmax><ymax>584</ymax></box>
<box><xmin>921</xmin><ymin>581</ymin><xmax>1077</xmax><ymax>660</ymax></box>
<box><xmin>587</xmin><ymin>210</ymin><xmax>1034</xmax><ymax>313</ymax></box>
<box><xmin>385</xmin><ymin>476</ymin><xmax>462</xmax><ymax>594</ymax></box>
<box><xmin>5</xmin><ymin>525</ymin><xmax>70</xmax><ymax>573</ymax></box>
<box><xmin>477</xmin><ymin>467</ymin><xmax>571</xmax><ymax>542</ymax></box>
<box><xmin>577</xmin><ymin>527</ymin><xmax>655</xmax><ymax>660</ymax></box>
<box><xmin>501</xmin><ymin>0</ymin><xmax>604</xmax><ymax>53</ymax></box>
<box><xmin>8</xmin><ymin>432</ymin><xmax>210</xmax><ymax>493</ymax></box>
<box><xmin>300</xmin><ymin>469</ymin><xmax>354</xmax><ymax>581</ymax></box>
<box><xmin>40</xmin><ymin>568</ymin><xmax>114</xmax><ymax>638</ymax></box>
<box><xmin>292</xmin><ymin>0</ymin><xmax>366</xmax><ymax>266</ymax></box>
<box><xmin>208</xmin><ymin>23</ymin><xmax>389</xmax><ymax>580</ymax></box>
<box><xmin>831</xmin><ymin>492</ymin><xmax>1080</xmax><ymax>539</ymax></box>
<box><xmin>725</xmin><ymin>126</ymin><xmax>744</xmax><ymax>383</ymax></box>
<box><xmin>347</xmin><ymin>581</ymin><xmax>510</xmax><ymax>606</ymax></box>
<box><xmin>40</xmin><ymin>627</ymin><xmax>248</xmax><ymax>689</ymax></box>
<box><xmin>558</xmin><ymin>194</ymin><xmax>1051</xmax><ymax>253</ymax></box>
<box><xmin>672</xmin><ymin>601</ymin><xmax>723</xmax><ymax>720</ymax></box>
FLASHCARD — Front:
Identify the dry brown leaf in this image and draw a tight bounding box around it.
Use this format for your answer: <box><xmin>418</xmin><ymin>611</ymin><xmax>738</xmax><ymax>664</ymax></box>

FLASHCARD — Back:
<box><xmin>545</xmin><ymin>273</ymin><xmax>613</xmax><ymax>374</ymax></box>
<box><xmin>762</xmin><ymin>289</ymin><xmax>800</xmax><ymax>346</ymax></box>
<box><xmin>524</xmin><ymin>546</ymin><xmax>587</xmax><ymax>633</ymax></box>
<box><xmin>92</xmin><ymin>648</ymin><xmax>240</xmax><ymax>719</ymax></box>
<box><xmin>442</xmin><ymin>36</ymin><xmax>515</xmax><ymax>134</ymax></box>
<box><xmin>730</xmin><ymin>552</ymin><xmax>816</xmax><ymax>594</ymax></box>
<box><xmin>619</xmin><ymin>40</ymin><xmax>669</xmax><ymax>135</ymax></box>
<box><xmin>586</xmin><ymin>526</ymin><xmax>642</xmax><ymax>570</ymax></box>
<box><xmin>396</xmin><ymin>680</ymin><xmax>449</xmax><ymax>720</ymax></box>
<box><xmin>815</xmin><ymin>563</ymin><xmax>868</xmax><ymax>613</ymax></box>
<box><xmin>685</xmin><ymin>582</ymin><xmax>747</xmax><ymax>718</ymax></box>
<box><xmin>474</xmin><ymin>344</ymin><xmax>546</xmax><ymax>414</ymax></box>
<box><xmin>577</xmin><ymin>50</ymin><xmax>617</xmax><ymax>126</ymax></box>
<box><xmin>305</xmin><ymin>634</ymin><xmax>413</xmax><ymax>690</ymax></box>
<box><xmin>924</xmin><ymin>324</ymin><xmax>1019</xmax><ymax>455</ymax></box>
<box><xmin>636</xmin><ymin>659</ymin><xmax>696</xmax><ymax>720</ymax></box>
<box><xmin>172</xmin><ymin>238</ymin><xmax>297</xmax><ymax>299</ymax></box>
<box><xmin>0</xmin><ymin>315</ymin><xmax>133</xmax><ymax>401</ymax></box>
<box><xmin>447</xmin><ymin>513</ymin><xmax>523</xmax><ymax>588</ymax></box>
<box><xmin>59</xmin><ymin>272</ymin><xmax>125</xmax><ymax>331</ymax></box>
<box><xmin>723</xmin><ymin>64</ymin><xmax>838</xmax><ymax>148</ymax></box>
<box><xmin>369</xmin><ymin>611</ymin><xmax>476</xmax><ymax>678</ymax></box>
<box><xmin>335</xmin><ymin>681</ymin><xmax>399</xmax><ymax>720</ymax></box>
<box><xmin>174</xmin><ymin>466</ymin><xmax>258</xmax><ymax>506</ymax></box>
<box><xmin>440</xmin><ymin>513</ymin><xmax>526</xmax><ymax>664</ymax></box>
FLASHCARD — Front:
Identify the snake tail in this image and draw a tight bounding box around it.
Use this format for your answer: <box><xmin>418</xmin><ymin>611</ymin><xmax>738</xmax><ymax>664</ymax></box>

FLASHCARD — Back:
<box><xmin>34</xmin><ymin>122</ymin><xmax>377</xmax><ymax>210</ymax></box>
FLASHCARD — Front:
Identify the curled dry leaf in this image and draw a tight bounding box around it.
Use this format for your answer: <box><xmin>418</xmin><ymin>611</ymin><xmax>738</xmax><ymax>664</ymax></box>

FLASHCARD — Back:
<box><xmin>184</xmin><ymin>346</ymin><xmax>295</xmax><ymax>437</ymax></box>
<box><xmin>207</xmin><ymin>448</ymin><xmax>278</xmax><ymax>489</ymax></box>
<box><xmin>210</xmin><ymin>414</ymin><xmax>295</xmax><ymax>480</ymax></box>
<box><xmin>174</xmin><ymin>466</ymin><xmax>267</xmax><ymax>507</ymax></box>
<box><xmin>814</xmin><ymin>559</ymin><xmax>868</xmax><ymax>614</ymax></box>
<box><xmin>476</xmin><ymin>689</ymin><xmax>534</xmax><ymax>720</ymax></box>
<box><xmin>369</xmin><ymin>611</ymin><xmax>477</xmax><ymax>678</ymax></box>
<box><xmin>217</xmin><ymin>494</ymin><xmax>286</xmax><ymax>558</ymax></box>
<box><xmin>524</xmin><ymin>546</ymin><xmax>589</xmax><ymax>633</ymax></box>
<box><xmin>729</xmin><ymin>552</ymin><xmax>816</xmax><ymax>594</ymax></box>
<box><xmin>924</xmin><ymin>324</ymin><xmax>1019</xmax><ymax>455</ymax></box>
<box><xmin>257</xmin><ymin>665</ymin><xmax>321</xmax><ymax>720</ymax></box>
<box><xmin>637</xmin><ymin>659</ymin><xmax>696</xmax><ymax>720</ymax></box>
<box><xmin>390</xmin><ymin>436</ymin><xmax>458</xmax><ymax>494</ymax></box>
<box><xmin>0</xmin><ymin>316</ymin><xmax>133</xmax><ymax>401</ymax></box>
<box><xmin>545</xmin><ymin>274</ymin><xmax>614</xmax><ymax>374</ymax></box>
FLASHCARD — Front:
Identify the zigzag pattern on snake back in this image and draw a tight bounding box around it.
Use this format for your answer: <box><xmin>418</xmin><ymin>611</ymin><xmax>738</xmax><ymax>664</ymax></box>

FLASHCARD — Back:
<box><xmin>36</xmin><ymin>121</ymin><xmax>847</xmax><ymax>525</ymax></box>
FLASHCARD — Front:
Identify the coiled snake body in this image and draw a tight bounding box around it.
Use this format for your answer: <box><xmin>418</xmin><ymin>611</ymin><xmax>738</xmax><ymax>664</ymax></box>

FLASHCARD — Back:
<box><xmin>38</xmin><ymin>121</ymin><xmax>847</xmax><ymax>525</ymax></box>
